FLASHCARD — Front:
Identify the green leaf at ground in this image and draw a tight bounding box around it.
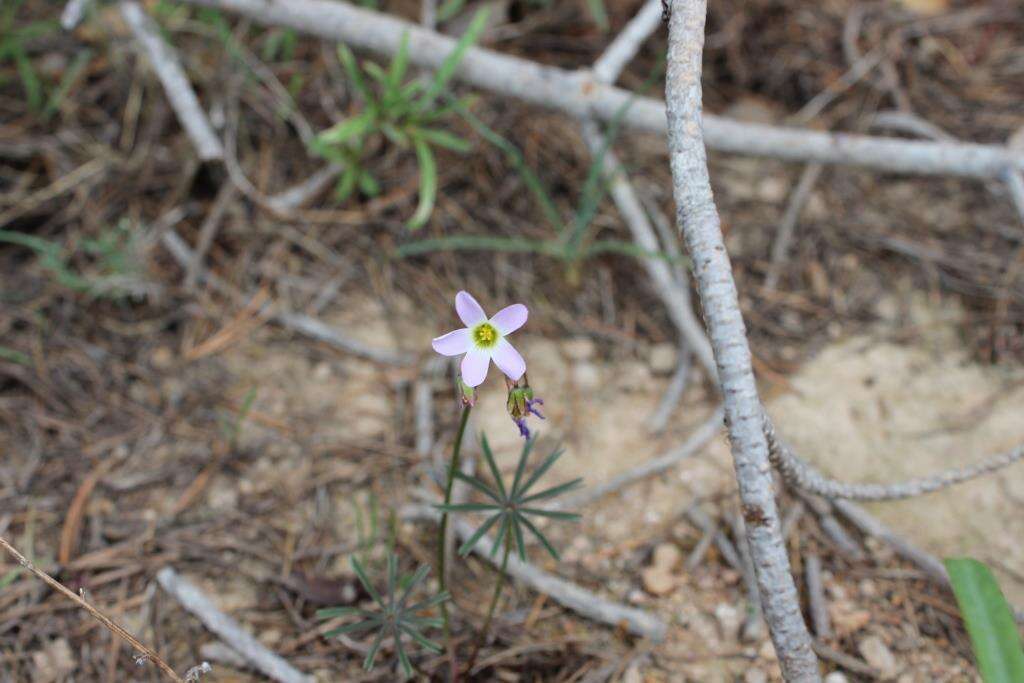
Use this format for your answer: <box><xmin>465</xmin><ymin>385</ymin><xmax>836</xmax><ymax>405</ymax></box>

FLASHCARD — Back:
<box><xmin>945</xmin><ymin>557</ymin><xmax>1024</xmax><ymax>683</ymax></box>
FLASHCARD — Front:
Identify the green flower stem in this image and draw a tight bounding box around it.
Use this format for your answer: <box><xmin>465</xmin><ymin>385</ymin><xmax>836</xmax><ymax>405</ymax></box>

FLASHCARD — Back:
<box><xmin>437</xmin><ymin>403</ymin><xmax>472</xmax><ymax>650</ymax></box>
<box><xmin>467</xmin><ymin>533</ymin><xmax>511</xmax><ymax>673</ymax></box>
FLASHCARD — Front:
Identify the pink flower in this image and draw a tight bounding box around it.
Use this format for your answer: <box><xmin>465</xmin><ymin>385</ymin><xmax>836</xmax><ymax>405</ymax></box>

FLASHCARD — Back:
<box><xmin>431</xmin><ymin>291</ymin><xmax>528</xmax><ymax>387</ymax></box>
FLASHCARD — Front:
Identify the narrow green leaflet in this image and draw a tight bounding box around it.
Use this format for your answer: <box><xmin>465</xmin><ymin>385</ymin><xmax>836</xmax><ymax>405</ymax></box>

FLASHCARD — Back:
<box><xmin>945</xmin><ymin>558</ymin><xmax>1024</xmax><ymax>683</ymax></box>
<box><xmin>407</xmin><ymin>137</ymin><xmax>437</xmax><ymax>230</ymax></box>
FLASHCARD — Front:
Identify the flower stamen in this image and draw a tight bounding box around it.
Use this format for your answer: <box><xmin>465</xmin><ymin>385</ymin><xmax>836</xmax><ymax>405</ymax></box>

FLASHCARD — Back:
<box><xmin>472</xmin><ymin>322</ymin><xmax>499</xmax><ymax>348</ymax></box>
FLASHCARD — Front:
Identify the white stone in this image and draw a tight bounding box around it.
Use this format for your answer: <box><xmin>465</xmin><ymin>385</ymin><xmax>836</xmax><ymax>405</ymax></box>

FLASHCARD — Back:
<box><xmin>649</xmin><ymin>342</ymin><xmax>678</xmax><ymax>375</ymax></box>
<box><xmin>858</xmin><ymin>635</ymin><xmax>900</xmax><ymax>679</ymax></box>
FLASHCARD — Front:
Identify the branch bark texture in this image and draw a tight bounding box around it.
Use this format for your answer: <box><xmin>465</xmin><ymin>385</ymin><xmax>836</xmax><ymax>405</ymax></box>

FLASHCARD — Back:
<box><xmin>664</xmin><ymin>1</ymin><xmax>819</xmax><ymax>679</ymax></box>
<box><xmin>178</xmin><ymin>0</ymin><xmax>1022</xmax><ymax>179</ymax></box>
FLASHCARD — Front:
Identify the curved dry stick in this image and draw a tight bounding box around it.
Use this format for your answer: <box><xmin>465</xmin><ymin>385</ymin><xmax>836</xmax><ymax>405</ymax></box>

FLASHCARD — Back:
<box><xmin>764</xmin><ymin>414</ymin><xmax>1024</xmax><ymax>501</ymax></box>
<box><xmin>663</xmin><ymin>1</ymin><xmax>820</xmax><ymax>680</ymax></box>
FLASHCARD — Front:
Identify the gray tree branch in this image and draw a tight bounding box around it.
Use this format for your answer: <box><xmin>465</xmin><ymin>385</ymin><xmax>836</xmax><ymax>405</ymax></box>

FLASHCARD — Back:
<box><xmin>664</xmin><ymin>1</ymin><xmax>820</xmax><ymax>679</ymax></box>
<box><xmin>178</xmin><ymin>0</ymin><xmax>1022</xmax><ymax>180</ymax></box>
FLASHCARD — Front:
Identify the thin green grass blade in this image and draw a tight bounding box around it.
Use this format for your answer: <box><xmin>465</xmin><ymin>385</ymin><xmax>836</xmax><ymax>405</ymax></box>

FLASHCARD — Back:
<box><xmin>419</xmin><ymin>7</ymin><xmax>489</xmax><ymax>108</ymax></box>
<box><xmin>451</xmin><ymin>98</ymin><xmax>564</xmax><ymax>232</ymax></box>
<box><xmin>407</xmin><ymin>137</ymin><xmax>437</xmax><ymax>230</ymax></box>
<box><xmin>395</xmin><ymin>235</ymin><xmax>561</xmax><ymax>258</ymax></box>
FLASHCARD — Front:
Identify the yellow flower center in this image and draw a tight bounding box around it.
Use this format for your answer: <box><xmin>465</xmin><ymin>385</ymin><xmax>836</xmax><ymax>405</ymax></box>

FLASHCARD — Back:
<box><xmin>472</xmin><ymin>322</ymin><xmax>499</xmax><ymax>348</ymax></box>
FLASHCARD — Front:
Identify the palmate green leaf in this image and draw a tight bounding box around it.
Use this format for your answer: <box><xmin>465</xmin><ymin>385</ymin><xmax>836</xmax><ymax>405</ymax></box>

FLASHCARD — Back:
<box><xmin>480</xmin><ymin>434</ymin><xmax>508</xmax><ymax>500</ymax></box>
<box><xmin>350</xmin><ymin>556</ymin><xmax>384</xmax><ymax>608</ymax></box>
<box><xmin>315</xmin><ymin>606</ymin><xmax>368</xmax><ymax>619</ymax></box>
<box><xmin>519</xmin><ymin>478</ymin><xmax>584</xmax><ymax>504</ymax></box>
<box><xmin>400</xmin><ymin>623</ymin><xmax>443</xmax><ymax>653</ymax></box>
<box><xmin>519</xmin><ymin>513</ymin><xmax>562</xmax><ymax>561</ymax></box>
<box><xmin>509</xmin><ymin>437</ymin><xmax>537</xmax><ymax>498</ymax></box>
<box><xmin>323</xmin><ymin>618</ymin><xmax>382</xmax><ymax>638</ymax></box>
<box><xmin>435</xmin><ymin>502</ymin><xmax>498</xmax><ymax>513</ymax></box>
<box><xmin>945</xmin><ymin>558</ymin><xmax>1024</xmax><ymax>683</ymax></box>
<box><xmin>521</xmin><ymin>507</ymin><xmax>581</xmax><ymax>521</ymax></box>
<box><xmin>457</xmin><ymin>512</ymin><xmax>501</xmax><ymax>556</ymax></box>
<box><xmin>406</xmin><ymin>137</ymin><xmax>437</xmax><ymax>230</ymax></box>
<box><xmin>511</xmin><ymin>512</ymin><xmax>528</xmax><ymax>560</ymax></box>
<box><xmin>453</xmin><ymin>470</ymin><xmax>502</xmax><ymax>503</ymax></box>
<box><xmin>363</xmin><ymin>628</ymin><xmax>387</xmax><ymax>671</ymax></box>
<box><xmin>516</xmin><ymin>447</ymin><xmax>566</xmax><ymax>498</ymax></box>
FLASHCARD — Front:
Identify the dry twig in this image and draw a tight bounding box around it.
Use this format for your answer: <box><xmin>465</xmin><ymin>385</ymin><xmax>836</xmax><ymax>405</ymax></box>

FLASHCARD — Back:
<box><xmin>0</xmin><ymin>536</ymin><xmax>186</xmax><ymax>682</ymax></box>
<box><xmin>121</xmin><ymin>1</ymin><xmax>224</xmax><ymax>161</ymax></box>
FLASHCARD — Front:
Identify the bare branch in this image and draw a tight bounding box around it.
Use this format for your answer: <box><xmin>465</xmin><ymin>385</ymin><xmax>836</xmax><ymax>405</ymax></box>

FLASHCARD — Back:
<box><xmin>765</xmin><ymin>163</ymin><xmax>824</xmax><ymax>291</ymax></box>
<box><xmin>664</xmin><ymin>1</ymin><xmax>819</xmax><ymax>678</ymax></box>
<box><xmin>156</xmin><ymin>568</ymin><xmax>314</xmax><ymax>683</ymax></box>
<box><xmin>592</xmin><ymin>0</ymin><xmax>663</xmax><ymax>84</ymax></box>
<box><xmin>765</xmin><ymin>414</ymin><xmax>1024</xmax><ymax>501</ymax></box>
<box><xmin>178</xmin><ymin>0</ymin><xmax>1023</xmax><ymax>179</ymax></box>
<box><xmin>61</xmin><ymin>0</ymin><xmax>92</xmax><ymax>30</ymax></box>
<box><xmin>121</xmin><ymin>2</ymin><xmax>224</xmax><ymax>161</ymax></box>
<box><xmin>1005</xmin><ymin>168</ymin><xmax>1024</xmax><ymax>227</ymax></box>
<box><xmin>804</xmin><ymin>554</ymin><xmax>830</xmax><ymax>640</ymax></box>
<box><xmin>646</xmin><ymin>346</ymin><xmax>692</xmax><ymax>433</ymax></box>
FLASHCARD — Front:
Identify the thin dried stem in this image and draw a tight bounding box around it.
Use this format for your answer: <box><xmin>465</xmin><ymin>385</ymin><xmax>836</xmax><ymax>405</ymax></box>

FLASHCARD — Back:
<box><xmin>0</xmin><ymin>536</ymin><xmax>185</xmax><ymax>682</ymax></box>
<box><xmin>120</xmin><ymin>2</ymin><xmax>223</xmax><ymax>161</ymax></box>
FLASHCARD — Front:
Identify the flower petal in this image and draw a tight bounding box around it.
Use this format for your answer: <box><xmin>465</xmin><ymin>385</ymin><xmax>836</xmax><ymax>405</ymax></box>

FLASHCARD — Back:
<box><xmin>489</xmin><ymin>304</ymin><xmax>528</xmax><ymax>336</ymax></box>
<box><xmin>460</xmin><ymin>349</ymin><xmax>490</xmax><ymax>387</ymax></box>
<box><xmin>431</xmin><ymin>328</ymin><xmax>471</xmax><ymax>356</ymax></box>
<box><xmin>490</xmin><ymin>339</ymin><xmax>525</xmax><ymax>381</ymax></box>
<box><xmin>455</xmin><ymin>291</ymin><xmax>487</xmax><ymax>327</ymax></box>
